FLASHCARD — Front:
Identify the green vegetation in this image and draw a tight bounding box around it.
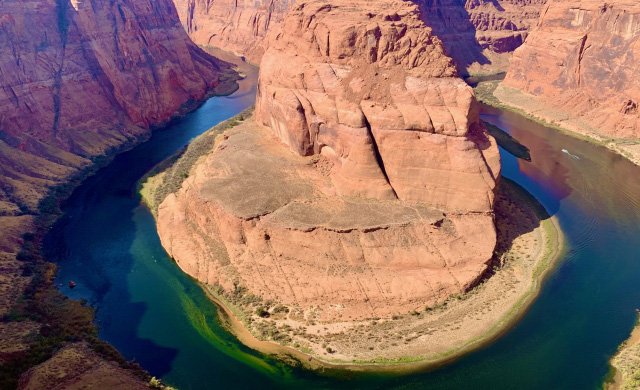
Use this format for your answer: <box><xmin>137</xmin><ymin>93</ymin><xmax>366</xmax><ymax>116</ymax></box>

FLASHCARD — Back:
<box><xmin>0</xmin><ymin>233</ymin><xmax>148</xmax><ymax>388</ymax></box>
<box><xmin>140</xmin><ymin>108</ymin><xmax>253</xmax><ymax>214</ymax></box>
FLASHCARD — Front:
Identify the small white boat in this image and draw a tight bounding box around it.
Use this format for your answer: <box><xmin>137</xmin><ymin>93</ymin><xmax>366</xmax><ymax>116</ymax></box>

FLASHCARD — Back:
<box><xmin>562</xmin><ymin>149</ymin><xmax>580</xmax><ymax>160</ymax></box>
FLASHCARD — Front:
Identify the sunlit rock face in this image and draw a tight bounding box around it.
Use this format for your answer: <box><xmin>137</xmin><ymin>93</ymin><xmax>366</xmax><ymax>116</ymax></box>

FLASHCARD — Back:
<box><xmin>503</xmin><ymin>0</ymin><xmax>640</xmax><ymax>138</ymax></box>
<box><xmin>0</xmin><ymin>0</ymin><xmax>230</xmax><ymax>212</ymax></box>
<box><xmin>157</xmin><ymin>0</ymin><xmax>502</xmax><ymax>324</ymax></box>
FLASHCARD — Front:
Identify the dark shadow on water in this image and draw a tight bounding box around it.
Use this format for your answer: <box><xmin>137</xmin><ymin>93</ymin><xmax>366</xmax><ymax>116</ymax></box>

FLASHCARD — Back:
<box><xmin>484</xmin><ymin>121</ymin><xmax>531</xmax><ymax>161</ymax></box>
<box><xmin>44</xmin><ymin>173</ymin><xmax>179</xmax><ymax>376</ymax></box>
<box><xmin>481</xmin><ymin>105</ymin><xmax>574</xmax><ymax>216</ymax></box>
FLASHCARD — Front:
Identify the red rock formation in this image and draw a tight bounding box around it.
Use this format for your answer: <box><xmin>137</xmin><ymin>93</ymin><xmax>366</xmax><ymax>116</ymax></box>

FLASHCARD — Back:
<box><xmin>157</xmin><ymin>0</ymin><xmax>501</xmax><ymax>324</ymax></box>
<box><xmin>417</xmin><ymin>0</ymin><xmax>548</xmax><ymax>74</ymax></box>
<box><xmin>171</xmin><ymin>0</ymin><xmax>546</xmax><ymax>72</ymax></box>
<box><xmin>172</xmin><ymin>0</ymin><xmax>293</xmax><ymax>63</ymax></box>
<box><xmin>0</xmin><ymin>0</ymin><xmax>233</xmax><ymax>212</ymax></box>
<box><xmin>256</xmin><ymin>0</ymin><xmax>500</xmax><ymax>212</ymax></box>
<box><xmin>502</xmin><ymin>0</ymin><xmax>640</xmax><ymax>139</ymax></box>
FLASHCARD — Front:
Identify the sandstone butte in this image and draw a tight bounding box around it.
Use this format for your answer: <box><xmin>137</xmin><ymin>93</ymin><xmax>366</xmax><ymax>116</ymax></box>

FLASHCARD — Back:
<box><xmin>0</xmin><ymin>0</ymin><xmax>237</xmax><ymax>387</ymax></box>
<box><xmin>498</xmin><ymin>0</ymin><xmax>640</xmax><ymax>161</ymax></box>
<box><xmin>172</xmin><ymin>0</ymin><xmax>547</xmax><ymax>73</ymax></box>
<box><xmin>155</xmin><ymin>0</ymin><xmax>505</xmax><ymax>359</ymax></box>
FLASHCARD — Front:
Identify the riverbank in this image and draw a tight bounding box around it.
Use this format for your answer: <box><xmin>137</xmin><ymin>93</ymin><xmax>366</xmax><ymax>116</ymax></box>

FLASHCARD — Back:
<box><xmin>0</xmin><ymin>50</ymin><xmax>245</xmax><ymax>388</ymax></box>
<box><xmin>140</xmin><ymin>112</ymin><xmax>565</xmax><ymax>371</ymax></box>
<box><xmin>607</xmin><ymin>314</ymin><xmax>640</xmax><ymax>390</ymax></box>
<box><xmin>474</xmin><ymin>79</ymin><xmax>640</xmax><ymax>166</ymax></box>
<box><xmin>206</xmin><ymin>178</ymin><xmax>564</xmax><ymax>372</ymax></box>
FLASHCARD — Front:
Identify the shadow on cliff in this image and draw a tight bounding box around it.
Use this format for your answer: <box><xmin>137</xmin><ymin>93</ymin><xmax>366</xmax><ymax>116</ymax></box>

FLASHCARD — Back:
<box><xmin>413</xmin><ymin>0</ymin><xmax>490</xmax><ymax>75</ymax></box>
<box><xmin>488</xmin><ymin>177</ymin><xmax>552</xmax><ymax>277</ymax></box>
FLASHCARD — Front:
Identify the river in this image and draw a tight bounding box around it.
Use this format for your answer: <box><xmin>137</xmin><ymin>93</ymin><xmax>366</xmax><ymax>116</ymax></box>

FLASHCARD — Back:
<box><xmin>45</xmin><ymin>72</ymin><xmax>640</xmax><ymax>389</ymax></box>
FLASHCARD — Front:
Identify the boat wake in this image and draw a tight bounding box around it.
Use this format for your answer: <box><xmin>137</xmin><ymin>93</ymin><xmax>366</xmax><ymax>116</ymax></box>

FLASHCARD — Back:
<box><xmin>562</xmin><ymin>148</ymin><xmax>580</xmax><ymax>160</ymax></box>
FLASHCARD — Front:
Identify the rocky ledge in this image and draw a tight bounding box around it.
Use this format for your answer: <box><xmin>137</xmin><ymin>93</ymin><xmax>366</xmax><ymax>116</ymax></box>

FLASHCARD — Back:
<box><xmin>144</xmin><ymin>114</ymin><xmax>561</xmax><ymax>364</ymax></box>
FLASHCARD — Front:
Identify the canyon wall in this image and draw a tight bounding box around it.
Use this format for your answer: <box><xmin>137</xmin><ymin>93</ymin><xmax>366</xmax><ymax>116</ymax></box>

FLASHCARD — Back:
<box><xmin>0</xmin><ymin>0</ymin><xmax>233</xmax><ymax>214</ymax></box>
<box><xmin>418</xmin><ymin>0</ymin><xmax>548</xmax><ymax>74</ymax></box>
<box><xmin>501</xmin><ymin>0</ymin><xmax>640</xmax><ymax>139</ymax></box>
<box><xmin>157</xmin><ymin>0</ymin><xmax>501</xmax><ymax>325</ymax></box>
<box><xmin>172</xmin><ymin>0</ymin><xmax>293</xmax><ymax>63</ymax></box>
<box><xmin>0</xmin><ymin>0</ymin><xmax>231</xmax><ymax>385</ymax></box>
<box><xmin>171</xmin><ymin>0</ymin><xmax>546</xmax><ymax>71</ymax></box>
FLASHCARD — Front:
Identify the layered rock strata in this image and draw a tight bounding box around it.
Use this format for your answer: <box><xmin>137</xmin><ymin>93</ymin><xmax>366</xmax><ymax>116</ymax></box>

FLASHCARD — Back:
<box><xmin>172</xmin><ymin>0</ymin><xmax>293</xmax><ymax>63</ymax></box>
<box><xmin>157</xmin><ymin>0</ymin><xmax>500</xmax><ymax>324</ymax></box>
<box><xmin>501</xmin><ymin>0</ymin><xmax>640</xmax><ymax>139</ymax></box>
<box><xmin>418</xmin><ymin>0</ymin><xmax>548</xmax><ymax>74</ymax></box>
<box><xmin>0</xmin><ymin>0</ymin><xmax>232</xmax><ymax>385</ymax></box>
<box><xmin>171</xmin><ymin>0</ymin><xmax>546</xmax><ymax>71</ymax></box>
<box><xmin>0</xmin><ymin>0</ymin><xmax>235</xmax><ymax>218</ymax></box>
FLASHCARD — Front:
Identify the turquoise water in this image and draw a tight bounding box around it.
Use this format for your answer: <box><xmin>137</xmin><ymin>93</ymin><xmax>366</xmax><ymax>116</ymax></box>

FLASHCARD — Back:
<box><xmin>46</xmin><ymin>74</ymin><xmax>640</xmax><ymax>389</ymax></box>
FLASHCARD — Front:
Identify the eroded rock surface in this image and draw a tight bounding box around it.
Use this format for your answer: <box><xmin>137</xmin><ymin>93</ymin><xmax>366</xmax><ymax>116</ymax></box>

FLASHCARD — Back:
<box><xmin>158</xmin><ymin>120</ymin><xmax>497</xmax><ymax>322</ymax></box>
<box><xmin>0</xmin><ymin>0</ymin><xmax>233</xmax><ymax>215</ymax></box>
<box><xmin>173</xmin><ymin>0</ymin><xmax>293</xmax><ymax>63</ymax></box>
<box><xmin>157</xmin><ymin>0</ymin><xmax>500</xmax><ymax>324</ymax></box>
<box><xmin>17</xmin><ymin>343</ymin><xmax>148</xmax><ymax>390</ymax></box>
<box><xmin>172</xmin><ymin>0</ymin><xmax>546</xmax><ymax>72</ymax></box>
<box><xmin>256</xmin><ymin>0</ymin><xmax>500</xmax><ymax>212</ymax></box>
<box><xmin>502</xmin><ymin>0</ymin><xmax>640</xmax><ymax>139</ymax></box>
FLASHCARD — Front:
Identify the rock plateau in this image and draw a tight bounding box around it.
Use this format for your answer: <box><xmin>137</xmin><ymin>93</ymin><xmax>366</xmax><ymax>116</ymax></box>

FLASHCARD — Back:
<box><xmin>156</xmin><ymin>0</ymin><xmax>501</xmax><ymax>325</ymax></box>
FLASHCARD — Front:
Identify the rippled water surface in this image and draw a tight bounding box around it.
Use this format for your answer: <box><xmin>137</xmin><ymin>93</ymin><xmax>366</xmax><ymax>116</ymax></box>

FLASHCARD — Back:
<box><xmin>47</xmin><ymin>76</ymin><xmax>640</xmax><ymax>389</ymax></box>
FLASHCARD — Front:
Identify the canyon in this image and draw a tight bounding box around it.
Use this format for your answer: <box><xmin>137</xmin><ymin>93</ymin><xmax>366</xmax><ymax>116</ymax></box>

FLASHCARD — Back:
<box><xmin>145</xmin><ymin>0</ymin><xmax>558</xmax><ymax>364</ymax></box>
<box><xmin>160</xmin><ymin>0</ymin><xmax>499</xmax><ymax>326</ymax></box>
<box><xmin>2</xmin><ymin>0</ymin><xmax>637</xmax><ymax>386</ymax></box>
<box><xmin>496</xmin><ymin>0</ymin><xmax>640</xmax><ymax>163</ymax></box>
<box><xmin>172</xmin><ymin>0</ymin><xmax>547</xmax><ymax>72</ymax></box>
<box><xmin>0</xmin><ymin>0</ymin><xmax>237</xmax><ymax>387</ymax></box>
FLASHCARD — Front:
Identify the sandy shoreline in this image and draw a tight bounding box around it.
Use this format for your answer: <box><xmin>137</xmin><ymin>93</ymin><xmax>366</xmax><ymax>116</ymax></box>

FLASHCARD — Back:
<box><xmin>607</xmin><ymin>314</ymin><xmax>640</xmax><ymax>390</ymax></box>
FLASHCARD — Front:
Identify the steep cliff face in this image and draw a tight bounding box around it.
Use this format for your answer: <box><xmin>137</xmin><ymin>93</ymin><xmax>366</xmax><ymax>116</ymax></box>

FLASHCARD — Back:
<box><xmin>417</xmin><ymin>0</ymin><xmax>548</xmax><ymax>74</ymax></box>
<box><xmin>0</xmin><ymin>0</ymin><xmax>233</xmax><ymax>214</ymax></box>
<box><xmin>172</xmin><ymin>0</ymin><xmax>546</xmax><ymax>72</ymax></box>
<box><xmin>156</xmin><ymin>0</ymin><xmax>500</xmax><ymax>326</ymax></box>
<box><xmin>256</xmin><ymin>0</ymin><xmax>500</xmax><ymax>211</ymax></box>
<box><xmin>0</xmin><ymin>1</ymin><xmax>232</xmax><ymax>384</ymax></box>
<box><xmin>172</xmin><ymin>0</ymin><xmax>293</xmax><ymax>63</ymax></box>
<box><xmin>502</xmin><ymin>0</ymin><xmax>640</xmax><ymax>139</ymax></box>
